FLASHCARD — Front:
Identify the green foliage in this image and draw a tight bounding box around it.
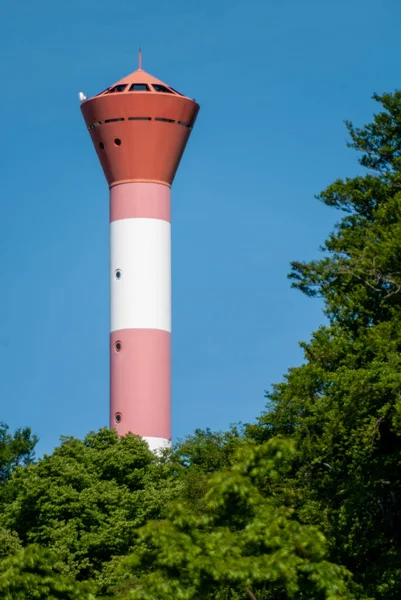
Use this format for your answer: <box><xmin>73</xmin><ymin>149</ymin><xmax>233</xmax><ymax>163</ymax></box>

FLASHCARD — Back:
<box><xmin>0</xmin><ymin>526</ymin><xmax>22</xmax><ymax>558</ymax></box>
<box><xmin>0</xmin><ymin>545</ymin><xmax>95</xmax><ymax>599</ymax></box>
<box><xmin>248</xmin><ymin>91</ymin><xmax>401</xmax><ymax>598</ymax></box>
<box><xmin>289</xmin><ymin>92</ymin><xmax>401</xmax><ymax>330</ymax></box>
<box><xmin>173</xmin><ymin>426</ymin><xmax>247</xmax><ymax>473</ymax></box>
<box><xmin>0</xmin><ymin>428</ymin><xmax>182</xmax><ymax>593</ymax></box>
<box><xmin>0</xmin><ymin>422</ymin><xmax>38</xmax><ymax>483</ymax></box>
<box><xmin>117</xmin><ymin>440</ymin><xmax>358</xmax><ymax>600</ymax></box>
<box><xmin>171</xmin><ymin>426</ymin><xmax>249</xmax><ymax>509</ymax></box>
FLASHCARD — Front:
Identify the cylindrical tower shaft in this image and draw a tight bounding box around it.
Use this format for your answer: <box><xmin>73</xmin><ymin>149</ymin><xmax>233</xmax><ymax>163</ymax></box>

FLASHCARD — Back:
<box><xmin>110</xmin><ymin>182</ymin><xmax>171</xmax><ymax>450</ymax></box>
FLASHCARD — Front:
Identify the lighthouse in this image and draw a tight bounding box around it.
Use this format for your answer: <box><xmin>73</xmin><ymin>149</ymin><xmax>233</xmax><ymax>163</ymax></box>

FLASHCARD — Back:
<box><xmin>80</xmin><ymin>55</ymin><xmax>199</xmax><ymax>451</ymax></box>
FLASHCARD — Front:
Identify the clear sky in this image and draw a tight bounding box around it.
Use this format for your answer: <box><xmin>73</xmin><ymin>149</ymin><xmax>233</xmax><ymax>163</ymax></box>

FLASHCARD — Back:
<box><xmin>0</xmin><ymin>0</ymin><xmax>399</xmax><ymax>456</ymax></box>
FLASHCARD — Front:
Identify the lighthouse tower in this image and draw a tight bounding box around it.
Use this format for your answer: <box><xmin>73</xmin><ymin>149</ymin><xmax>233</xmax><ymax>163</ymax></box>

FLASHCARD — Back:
<box><xmin>80</xmin><ymin>55</ymin><xmax>199</xmax><ymax>451</ymax></box>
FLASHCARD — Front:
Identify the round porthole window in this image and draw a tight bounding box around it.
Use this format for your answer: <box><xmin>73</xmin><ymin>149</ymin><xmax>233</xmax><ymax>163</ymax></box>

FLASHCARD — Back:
<box><xmin>99</xmin><ymin>142</ymin><xmax>105</xmax><ymax>149</ymax></box>
<box><xmin>115</xmin><ymin>269</ymin><xmax>122</xmax><ymax>280</ymax></box>
<box><xmin>115</xmin><ymin>413</ymin><xmax>122</xmax><ymax>424</ymax></box>
<box><xmin>114</xmin><ymin>138</ymin><xmax>122</xmax><ymax>146</ymax></box>
<box><xmin>114</xmin><ymin>341</ymin><xmax>122</xmax><ymax>352</ymax></box>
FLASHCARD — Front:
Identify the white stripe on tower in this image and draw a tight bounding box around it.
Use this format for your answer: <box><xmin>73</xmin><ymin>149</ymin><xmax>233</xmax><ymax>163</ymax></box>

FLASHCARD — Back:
<box><xmin>110</xmin><ymin>219</ymin><xmax>171</xmax><ymax>332</ymax></box>
<box><xmin>109</xmin><ymin>182</ymin><xmax>171</xmax><ymax>451</ymax></box>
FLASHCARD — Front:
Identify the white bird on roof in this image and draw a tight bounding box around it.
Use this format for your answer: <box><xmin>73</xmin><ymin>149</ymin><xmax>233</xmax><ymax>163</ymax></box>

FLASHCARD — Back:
<box><xmin>79</xmin><ymin>92</ymin><xmax>87</xmax><ymax>103</ymax></box>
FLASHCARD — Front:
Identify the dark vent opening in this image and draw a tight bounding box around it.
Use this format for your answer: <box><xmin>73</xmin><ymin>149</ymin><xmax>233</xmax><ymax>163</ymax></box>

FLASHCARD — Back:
<box><xmin>107</xmin><ymin>84</ymin><xmax>128</xmax><ymax>93</ymax></box>
<box><xmin>152</xmin><ymin>84</ymin><xmax>174</xmax><ymax>94</ymax></box>
<box><xmin>129</xmin><ymin>83</ymin><xmax>150</xmax><ymax>91</ymax></box>
<box><xmin>128</xmin><ymin>117</ymin><xmax>152</xmax><ymax>121</ymax></box>
<box><xmin>178</xmin><ymin>121</ymin><xmax>192</xmax><ymax>128</ymax></box>
<box><xmin>155</xmin><ymin>117</ymin><xmax>175</xmax><ymax>123</ymax></box>
<box><xmin>105</xmin><ymin>118</ymin><xmax>125</xmax><ymax>123</ymax></box>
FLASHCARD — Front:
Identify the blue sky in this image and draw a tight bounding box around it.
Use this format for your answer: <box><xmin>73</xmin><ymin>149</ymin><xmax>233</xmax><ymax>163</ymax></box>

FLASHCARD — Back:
<box><xmin>0</xmin><ymin>0</ymin><xmax>399</xmax><ymax>456</ymax></box>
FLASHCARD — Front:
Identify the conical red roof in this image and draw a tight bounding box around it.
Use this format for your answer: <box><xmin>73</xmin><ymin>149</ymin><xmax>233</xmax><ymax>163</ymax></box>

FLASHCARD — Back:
<box><xmin>113</xmin><ymin>68</ymin><xmax>170</xmax><ymax>87</ymax></box>
<box><xmin>95</xmin><ymin>68</ymin><xmax>190</xmax><ymax>99</ymax></box>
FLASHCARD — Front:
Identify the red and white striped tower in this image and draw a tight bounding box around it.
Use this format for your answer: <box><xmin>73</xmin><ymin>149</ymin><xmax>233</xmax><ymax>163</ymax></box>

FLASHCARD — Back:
<box><xmin>80</xmin><ymin>56</ymin><xmax>199</xmax><ymax>451</ymax></box>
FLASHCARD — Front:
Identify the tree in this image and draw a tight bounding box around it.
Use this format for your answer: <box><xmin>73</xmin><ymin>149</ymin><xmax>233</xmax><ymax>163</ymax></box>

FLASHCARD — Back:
<box><xmin>171</xmin><ymin>426</ymin><xmax>248</xmax><ymax>510</ymax></box>
<box><xmin>173</xmin><ymin>426</ymin><xmax>247</xmax><ymax>474</ymax></box>
<box><xmin>247</xmin><ymin>92</ymin><xmax>401</xmax><ymax>598</ymax></box>
<box><xmin>0</xmin><ymin>422</ymin><xmax>38</xmax><ymax>483</ymax></box>
<box><xmin>116</xmin><ymin>440</ymin><xmax>359</xmax><ymax>600</ymax></box>
<box><xmin>0</xmin><ymin>428</ymin><xmax>181</xmax><ymax>594</ymax></box>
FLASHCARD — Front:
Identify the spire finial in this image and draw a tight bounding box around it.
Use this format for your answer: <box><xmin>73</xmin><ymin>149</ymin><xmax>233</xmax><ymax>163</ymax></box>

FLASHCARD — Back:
<box><xmin>138</xmin><ymin>48</ymin><xmax>143</xmax><ymax>70</ymax></box>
